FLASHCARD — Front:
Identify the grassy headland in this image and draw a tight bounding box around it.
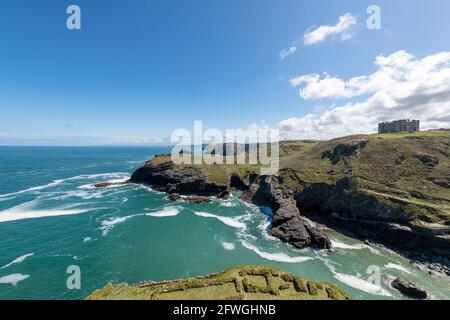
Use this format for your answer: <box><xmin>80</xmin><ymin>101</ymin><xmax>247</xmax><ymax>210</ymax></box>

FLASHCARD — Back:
<box><xmin>87</xmin><ymin>265</ymin><xmax>349</xmax><ymax>300</ymax></box>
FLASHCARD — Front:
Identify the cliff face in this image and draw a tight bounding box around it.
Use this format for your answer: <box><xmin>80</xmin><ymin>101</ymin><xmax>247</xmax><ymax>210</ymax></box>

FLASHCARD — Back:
<box><xmin>128</xmin><ymin>131</ymin><xmax>450</xmax><ymax>262</ymax></box>
<box><xmin>284</xmin><ymin>132</ymin><xmax>450</xmax><ymax>260</ymax></box>
<box><xmin>131</xmin><ymin>155</ymin><xmax>228</xmax><ymax>196</ymax></box>
<box><xmin>239</xmin><ymin>175</ymin><xmax>331</xmax><ymax>249</ymax></box>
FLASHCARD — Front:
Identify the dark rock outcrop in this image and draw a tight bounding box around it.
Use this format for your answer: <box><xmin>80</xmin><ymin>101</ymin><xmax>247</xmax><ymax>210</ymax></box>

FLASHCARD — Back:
<box><xmin>391</xmin><ymin>278</ymin><xmax>427</xmax><ymax>299</ymax></box>
<box><xmin>296</xmin><ymin>178</ymin><xmax>450</xmax><ymax>260</ymax></box>
<box><xmin>94</xmin><ymin>181</ymin><xmax>130</xmax><ymax>188</ymax></box>
<box><xmin>130</xmin><ymin>156</ymin><xmax>228</xmax><ymax>196</ymax></box>
<box><xmin>414</xmin><ymin>153</ymin><xmax>439</xmax><ymax>167</ymax></box>
<box><xmin>322</xmin><ymin>141</ymin><xmax>368</xmax><ymax>164</ymax></box>
<box><xmin>240</xmin><ymin>175</ymin><xmax>331</xmax><ymax>249</ymax></box>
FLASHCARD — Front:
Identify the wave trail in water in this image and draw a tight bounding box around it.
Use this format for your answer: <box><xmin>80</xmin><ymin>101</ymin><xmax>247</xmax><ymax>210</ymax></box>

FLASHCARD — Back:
<box><xmin>0</xmin><ymin>201</ymin><xmax>90</xmax><ymax>223</ymax></box>
<box><xmin>100</xmin><ymin>213</ymin><xmax>143</xmax><ymax>236</ymax></box>
<box><xmin>1</xmin><ymin>253</ymin><xmax>34</xmax><ymax>269</ymax></box>
<box><xmin>240</xmin><ymin>241</ymin><xmax>313</xmax><ymax>263</ymax></box>
<box><xmin>194</xmin><ymin>212</ymin><xmax>246</xmax><ymax>229</ymax></box>
<box><xmin>384</xmin><ymin>263</ymin><xmax>412</xmax><ymax>274</ymax></box>
<box><xmin>0</xmin><ymin>172</ymin><xmax>129</xmax><ymax>200</ymax></box>
<box><xmin>0</xmin><ymin>274</ymin><xmax>30</xmax><ymax>286</ymax></box>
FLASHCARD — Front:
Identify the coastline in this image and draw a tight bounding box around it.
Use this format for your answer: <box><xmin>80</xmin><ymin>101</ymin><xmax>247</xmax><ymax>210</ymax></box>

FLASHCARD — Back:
<box><xmin>119</xmin><ymin>131</ymin><xmax>450</xmax><ymax>278</ymax></box>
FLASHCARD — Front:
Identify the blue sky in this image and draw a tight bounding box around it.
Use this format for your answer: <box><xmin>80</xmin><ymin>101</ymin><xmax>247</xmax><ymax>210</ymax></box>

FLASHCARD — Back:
<box><xmin>1</xmin><ymin>0</ymin><xmax>450</xmax><ymax>145</ymax></box>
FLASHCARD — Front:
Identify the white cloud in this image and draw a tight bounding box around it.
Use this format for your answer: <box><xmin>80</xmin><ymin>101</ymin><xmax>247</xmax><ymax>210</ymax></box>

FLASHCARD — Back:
<box><xmin>278</xmin><ymin>13</ymin><xmax>357</xmax><ymax>61</ymax></box>
<box><xmin>303</xmin><ymin>13</ymin><xmax>357</xmax><ymax>45</ymax></box>
<box><xmin>279</xmin><ymin>46</ymin><xmax>297</xmax><ymax>60</ymax></box>
<box><xmin>278</xmin><ymin>50</ymin><xmax>450</xmax><ymax>140</ymax></box>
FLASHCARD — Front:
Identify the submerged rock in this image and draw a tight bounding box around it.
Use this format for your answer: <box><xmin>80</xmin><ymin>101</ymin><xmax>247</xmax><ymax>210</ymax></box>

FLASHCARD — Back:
<box><xmin>168</xmin><ymin>193</ymin><xmax>211</xmax><ymax>204</ymax></box>
<box><xmin>94</xmin><ymin>181</ymin><xmax>130</xmax><ymax>188</ymax></box>
<box><xmin>391</xmin><ymin>278</ymin><xmax>427</xmax><ymax>299</ymax></box>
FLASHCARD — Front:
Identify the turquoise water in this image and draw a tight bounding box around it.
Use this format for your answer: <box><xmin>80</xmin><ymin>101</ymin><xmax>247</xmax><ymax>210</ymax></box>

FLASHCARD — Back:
<box><xmin>0</xmin><ymin>146</ymin><xmax>449</xmax><ymax>300</ymax></box>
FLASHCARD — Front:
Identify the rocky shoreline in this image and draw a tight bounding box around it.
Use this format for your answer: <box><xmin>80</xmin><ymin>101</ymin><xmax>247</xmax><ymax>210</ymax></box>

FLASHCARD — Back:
<box><xmin>121</xmin><ymin>155</ymin><xmax>450</xmax><ymax>275</ymax></box>
<box><xmin>128</xmin><ymin>156</ymin><xmax>331</xmax><ymax>250</ymax></box>
<box><xmin>95</xmin><ymin>132</ymin><xmax>450</xmax><ymax>280</ymax></box>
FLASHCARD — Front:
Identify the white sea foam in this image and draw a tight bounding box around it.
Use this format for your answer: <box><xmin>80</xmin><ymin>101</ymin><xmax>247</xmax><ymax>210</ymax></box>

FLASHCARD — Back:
<box><xmin>240</xmin><ymin>241</ymin><xmax>313</xmax><ymax>263</ymax></box>
<box><xmin>137</xmin><ymin>184</ymin><xmax>166</xmax><ymax>195</ymax></box>
<box><xmin>100</xmin><ymin>214</ymin><xmax>142</xmax><ymax>236</ymax></box>
<box><xmin>194</xmin><ymin>212</ymin><xmax>246</xmax><ymax>229</ymax></box>
<box><xmin>67</xmin><ymin>172</ymin><xmax>129</xmax><ymax>181</ymax></box>
<box><xmin>219</xmin><ymin>201</ymin><xmax>236</xmax><ymax>207</ymax></box>
<box><xmin>0</xmin><ymin>180</ymin><xmax>64</xmax><ymax>199</ymax></box>
<box><xmin>146</xmin><ymin>206</ymin><xmax>181</xmax><ymax>218</ymax></box>
<box><xmin>333</xmin><ymin>272</ymin><xmax>392</xmax><ymax>297</ymax></box>
<box><xmin>320</xmin><ymin>256</ymin><xmax>392</xmax><ymax>296</ymax></box>
<box><xmin>0</xmin><ymin>274</ymin><xmax>30</xmax><ymax>286</ymax></box>
<box><xmin>384</xmin><ymin>263</ymin><xmax>412</xmax><ymax>274</ymax></box>
<box><xmin>257</xmin><ymin>220</ymin><xmax>276</xmax><ymax>241</ymax></box>
<box><xmin>0</xmin><ymin>201</ymin><xmax>90</xmax><ymax>223</ymax></box>
<box><xmin>83</xmin><ymin>237</ymin><xmax>92</xmax><ymax>243</ymax></box>
<box><xmin>52</xmin><ymin>190</ymin><xmax>106</xmax><ymax>200</ymax></box>
<box><xmin>1</xmin><ymin>253</ymin><xmax>34</xmax><ymax>269</ymax></box>
<box><xmin>0</xmin><ymin>196</ymin><xmax>18</xmax><ymax>202</ymax></box>
<box><xmin>331</xmin><ymin>240</ymin><xmax>367</xmax><ymax>250</ymax></box>
<box><xmin>77</xmin><ymin>184</ymin><xmax>97</xmax><ymax>190</ymax></box>
<box><xmin>0</xmin><ymin>172</ymin><xmax>129</xmax><ymax>199</ymax></box>
<box><xmin>330</xmin><ymin>240</ymin><xmax>380</xmax><ymax>255</ymax></box>
<box><xmin>221</xmin><ymin>242</ymin><xmax>235</xmax><ymax>251</ymax></box>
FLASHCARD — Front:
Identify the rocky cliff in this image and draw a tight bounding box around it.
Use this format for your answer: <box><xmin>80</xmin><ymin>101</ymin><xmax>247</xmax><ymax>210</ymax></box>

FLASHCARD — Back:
<box><xmin>130</xmin><ymin>155</ymin><xmax>331</xmax><ymax>250</ymax></box>
<box><xmin>127</xmin><ymin>131</ymin><xmax>450</xmax><ymax>266</ymax></box>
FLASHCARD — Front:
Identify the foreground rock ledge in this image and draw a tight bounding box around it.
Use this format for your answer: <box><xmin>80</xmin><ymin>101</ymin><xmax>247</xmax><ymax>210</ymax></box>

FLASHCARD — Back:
<box><xmin>86</xmin><ymin>265</ymin><xmax>349</xmax><ymax>300</ymax></box>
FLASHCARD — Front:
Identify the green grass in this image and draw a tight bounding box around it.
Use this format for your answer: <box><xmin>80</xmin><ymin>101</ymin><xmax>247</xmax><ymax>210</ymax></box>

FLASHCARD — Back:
<box><xmin>372</xmin><ymin>130</ymin><xmax>450</xmax><ymax>139</ymax></box>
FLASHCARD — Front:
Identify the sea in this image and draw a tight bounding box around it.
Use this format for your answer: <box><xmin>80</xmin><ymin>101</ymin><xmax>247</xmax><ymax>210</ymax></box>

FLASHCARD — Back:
<box><xmin>0</xmin><ymin>146</ymin><xmax>449</xmax><ymax>300</ymax></box>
